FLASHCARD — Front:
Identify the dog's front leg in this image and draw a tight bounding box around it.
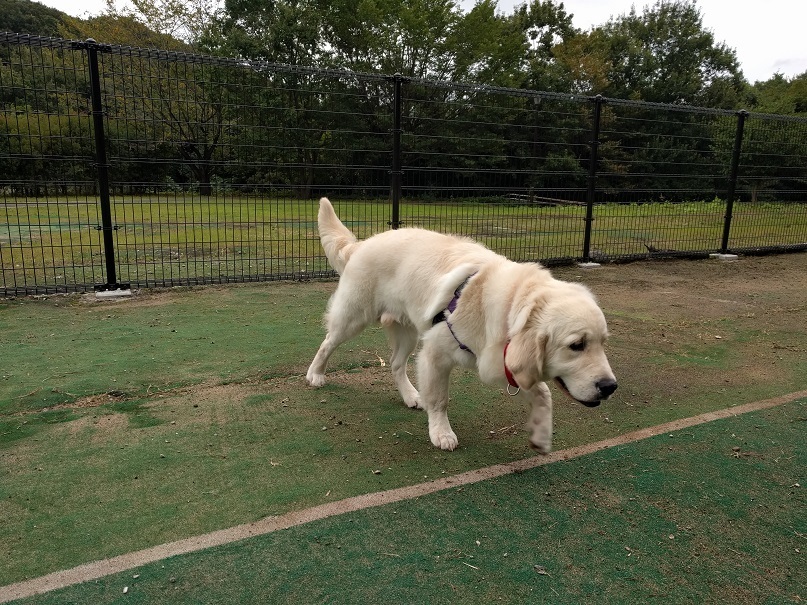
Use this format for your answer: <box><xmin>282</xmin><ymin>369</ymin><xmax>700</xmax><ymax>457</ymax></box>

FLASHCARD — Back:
<box><xmin>523</xmin><ymin>381</ymin><xmax>553</xmax><ymax>454</ymax></box>
<box><xmin>416</xmin><ymin>339</ymin><xmax>459</xmax><ymax>451</ymax></box>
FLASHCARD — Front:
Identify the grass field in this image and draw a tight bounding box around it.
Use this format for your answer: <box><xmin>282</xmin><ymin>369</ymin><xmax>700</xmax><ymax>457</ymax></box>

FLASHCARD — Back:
<box><xmin>1</xmin><ymin>254</ymin><xmax>806</xmax><ymax>602</ymax></box>
<box><xmin>2</xmin><ymin>195</ymin><xmax>806</xmax><ymax>292</ymax></box>
<box><xmin>7</xmin><ymin>398</ymin><xmax>804</xmax><ymax>604</ymax></box>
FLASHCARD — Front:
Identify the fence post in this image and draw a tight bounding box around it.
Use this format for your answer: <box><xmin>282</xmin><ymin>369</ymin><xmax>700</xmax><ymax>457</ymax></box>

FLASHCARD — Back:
<box><xmin>85</xmin><ymin>38</ymin><xmax>127</xmax><ymax>292</ymax></box>
<box><xmin>389</xmin><ymin>73</ymin><xmax>404</xmax><ymax>229</ymax></box>
<box><xmin>582</xmin><ymin>95</ymin><xmax>604</xmax><ymax>263</ymax></box>
<box><xmin>720</xmin><ymin>109</ymin><xmax>748</xmax><ymax>253</ymax></box>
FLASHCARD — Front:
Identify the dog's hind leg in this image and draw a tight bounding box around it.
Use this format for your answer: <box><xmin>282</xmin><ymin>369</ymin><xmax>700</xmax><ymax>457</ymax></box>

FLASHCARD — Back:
<box><xmin>306</xmin><ymin>296</ymin><xmax>367</xmax><ymax>387</ymax></box>
<box><xmin>416</xmin><ymin>335</ymin><xmax>458</xmax><ymax>450</ymax></box>
<box><xmin>307</xmin><ymin>333</ymin><xmax>345</xmax><ymax>387</ymax></box>
<box><xmin>381</xmin><ymin>315</ymin><xmax>420</xmax><ymax>408</ymax></box>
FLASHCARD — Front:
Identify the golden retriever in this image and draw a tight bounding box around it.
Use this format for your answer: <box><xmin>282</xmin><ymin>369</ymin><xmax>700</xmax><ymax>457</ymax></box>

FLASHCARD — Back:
<box><xmin>307</xmin><ymin>198</ymin><xmax>617</xmax><ymax>453</ymax></box>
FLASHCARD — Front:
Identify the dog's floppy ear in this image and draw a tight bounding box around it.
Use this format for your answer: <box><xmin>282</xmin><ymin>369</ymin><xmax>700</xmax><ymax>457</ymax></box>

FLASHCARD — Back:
<box><xmin>508</xmin><ymin>299</ymin><xmax>533</xmax><ymax>338</ymax></box>
<box><xmin>507</xmin><ymin>285</ymin><xmax>548</xmax><ymax>337</ymax></box>
<box><xmin>505</xmin><ymin>329</ymin><xmax>546</xmax><ymax>391</ymax></box>
<box><xmin>505</xmin><ymin>290</ymin><xmax>548</xmax><ymax>391</ymax></box>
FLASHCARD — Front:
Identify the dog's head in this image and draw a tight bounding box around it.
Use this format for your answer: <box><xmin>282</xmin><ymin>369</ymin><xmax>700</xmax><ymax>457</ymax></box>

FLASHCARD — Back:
<box><xmin>505</xmin><ymin>280</ymin><xmax>617</xmax><ymax>406</ymax></box>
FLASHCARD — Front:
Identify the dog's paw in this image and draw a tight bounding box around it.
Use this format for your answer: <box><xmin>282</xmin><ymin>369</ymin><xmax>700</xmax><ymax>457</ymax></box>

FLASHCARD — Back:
<box><xmin>403</xmin><ymin>392</ymin><xmax>422</xmax><ymax>409</ymax></box>
<box><xmin>430</xmin><ymin>429</ymin><xmax>459</xmax><ymax>451</ymax></box>
<box><xmin>528</xmin><ymin>415</ymin><xmax>552</xmax><ymax>455</ymax></box>
<box><xmin>306</xmin><ymin>372</ymin><xmax>326</xmax><ymax>387</ymax></box>
<box><xmin>529</xmin><ymin>438</ymin><xmax>552</xmax><ymax>455</ymax></box>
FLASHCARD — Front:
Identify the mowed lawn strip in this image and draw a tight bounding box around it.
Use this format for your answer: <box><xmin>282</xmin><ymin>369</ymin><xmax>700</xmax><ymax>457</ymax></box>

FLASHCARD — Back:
<box><xmin>7</xmin><ymin>398</ymin><xmax>805</xmax><ymax>605</ymax></box>
<box><xmin>0</xmin><ymin>282</ymin><xmax>350</xmax><ymax>415</ymax></box>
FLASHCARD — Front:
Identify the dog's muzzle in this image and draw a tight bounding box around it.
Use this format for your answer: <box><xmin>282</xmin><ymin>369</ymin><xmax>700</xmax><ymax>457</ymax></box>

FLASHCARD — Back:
<box><xmin>555</xmin><ymin>377</ymin><xmax>617</xmax><ymax>407</ymax></box>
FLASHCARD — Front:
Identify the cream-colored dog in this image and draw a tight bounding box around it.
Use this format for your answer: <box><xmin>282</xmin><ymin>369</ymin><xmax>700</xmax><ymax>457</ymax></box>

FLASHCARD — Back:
<box><xmin>307</xmin><ymin>198</ymin><xmax>617</xmax><ymax>453</ymax></box>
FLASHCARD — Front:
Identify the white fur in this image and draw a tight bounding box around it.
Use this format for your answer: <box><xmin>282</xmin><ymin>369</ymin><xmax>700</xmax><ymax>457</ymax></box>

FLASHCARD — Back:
<box><xmin>307</xmin><ymin>198</ymin><xmax>617</xmax><ymax>452</ymax></box>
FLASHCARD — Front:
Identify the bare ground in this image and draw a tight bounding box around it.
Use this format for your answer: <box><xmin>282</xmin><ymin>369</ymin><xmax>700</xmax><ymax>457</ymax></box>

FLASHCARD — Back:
<box><xmin>61</xmin><ymin>252</ymin><xmax>807</xmax><ymax>410</ymax></box>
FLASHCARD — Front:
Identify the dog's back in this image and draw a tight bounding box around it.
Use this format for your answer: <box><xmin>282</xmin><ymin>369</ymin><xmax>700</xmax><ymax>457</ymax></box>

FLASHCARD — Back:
<box><xmin>318</xmin><ymin>197</ymin><xmax>493</xmax><ymax>282</ymax></box>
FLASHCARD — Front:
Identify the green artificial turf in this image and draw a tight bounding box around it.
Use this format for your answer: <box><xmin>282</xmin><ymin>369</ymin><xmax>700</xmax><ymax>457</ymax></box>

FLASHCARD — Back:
<box><xmin>10</xmin><ymin>398</ymin><xmax>805</xmax><ymax>604</ymax></box>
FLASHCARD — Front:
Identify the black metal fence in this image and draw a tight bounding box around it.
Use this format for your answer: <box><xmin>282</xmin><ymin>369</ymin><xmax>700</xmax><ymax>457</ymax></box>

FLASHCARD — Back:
<box><xmin>2</xmin><ymin>32</ymin><xmax>807</xmax><ymax>296</ymax></box>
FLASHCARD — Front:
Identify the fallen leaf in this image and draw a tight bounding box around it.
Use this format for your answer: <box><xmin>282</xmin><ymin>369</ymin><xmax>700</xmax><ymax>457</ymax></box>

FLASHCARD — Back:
<box><xmin>534</xmin><ymin>565</ymin><xmax>551</xmax><ymax>576</ymax></box>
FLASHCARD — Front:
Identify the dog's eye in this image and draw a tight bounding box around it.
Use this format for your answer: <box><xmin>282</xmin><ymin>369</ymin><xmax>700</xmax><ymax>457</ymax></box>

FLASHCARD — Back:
<box><xmin>569</xmin><ymin>340</ymin><xmax>586</xmax><ymax>352</ymax></box>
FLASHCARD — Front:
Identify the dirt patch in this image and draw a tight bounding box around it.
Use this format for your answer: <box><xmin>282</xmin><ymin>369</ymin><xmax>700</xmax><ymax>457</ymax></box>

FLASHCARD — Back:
<box><xmin>68</xmin><ymin>391</ymin><xmax>131</xmax><ymax>409</ymax></box>
<box><xmin>561</xmin><ymin>254</ymin><xmax>807</xmax><ymax>323</ymax></box>
<box><xmin>63</xmin><ymin>413</ymin><xmax>130</xmax><ymax>443</ymax></box>
<box><xmin>74</xmin><ymin>281</ymin><xmax>338</xmax><ymax>310</ymax></box>
<box><xmin>31</xmin><ymin>253</ymin><xmax>807</xmax><ymax>419</ymax></box>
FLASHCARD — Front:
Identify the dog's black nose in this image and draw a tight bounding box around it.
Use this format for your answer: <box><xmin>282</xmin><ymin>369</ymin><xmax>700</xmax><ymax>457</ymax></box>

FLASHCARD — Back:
<box><xmin>596</xmin><ymin>378</ymin><xmax>618</xmax><ymax>398</ymax></box>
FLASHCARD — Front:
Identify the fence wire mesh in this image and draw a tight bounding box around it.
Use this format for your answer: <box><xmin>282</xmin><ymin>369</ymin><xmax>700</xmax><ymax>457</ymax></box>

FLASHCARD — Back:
<box><xmin>2</xmin><ymin>33</ymin><xmax>806</xmax><ymax>295</ymax></box>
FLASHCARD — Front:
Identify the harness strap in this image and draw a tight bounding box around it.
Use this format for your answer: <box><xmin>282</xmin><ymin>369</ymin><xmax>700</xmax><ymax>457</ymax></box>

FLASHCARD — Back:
<box><xmin>432</xmin><ymin>273</ymin><xmax>476</xmax><ymax>355</ymax></box>
<box><xmin>447</xmin><ymin>321</ymin><xmax>474</xmax><ymax>354</ymax></box>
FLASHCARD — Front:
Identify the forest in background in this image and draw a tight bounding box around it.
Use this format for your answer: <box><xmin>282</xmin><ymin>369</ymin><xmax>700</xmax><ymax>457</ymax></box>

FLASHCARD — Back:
<box><xmin>3</xmin><ymin>0</ymin><xmax>805</xmax><ymax>111</ymax></box>
<box><xmin>1</xmin><ymin>0</ymin><xmax>805</xmax><ymax>200</ymax></box>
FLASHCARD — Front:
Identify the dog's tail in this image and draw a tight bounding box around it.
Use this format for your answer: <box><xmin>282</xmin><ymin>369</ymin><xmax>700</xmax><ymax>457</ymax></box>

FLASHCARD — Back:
<box><xmin>318</xmin><ymin>197</ymin><xmax>359</xmax><ymax>275</ymax></box>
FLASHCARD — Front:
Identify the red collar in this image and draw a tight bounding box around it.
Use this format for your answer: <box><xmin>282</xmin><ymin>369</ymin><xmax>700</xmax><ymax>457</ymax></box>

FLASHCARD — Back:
<box><xmin>503</xmin><ymin>342</ymin><xmax>519</xmax><ymax>389</ymax></box>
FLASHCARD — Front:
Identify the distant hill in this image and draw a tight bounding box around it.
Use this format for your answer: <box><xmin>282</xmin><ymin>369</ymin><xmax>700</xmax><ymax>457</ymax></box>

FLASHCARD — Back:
<box><xmin>0</xmin><ymin>0</ymin><xmax>70</xmax><ymax>37</ymax></box>
<box><xmin>1</xmin><ymin>0</ymin><xmax>191</xmax><ymax>51</ymax></box>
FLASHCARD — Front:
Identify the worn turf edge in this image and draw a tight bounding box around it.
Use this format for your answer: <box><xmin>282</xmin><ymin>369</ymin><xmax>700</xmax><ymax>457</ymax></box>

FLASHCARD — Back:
<box><xmin>2</xmin><ymin>389</ymin><xmax>805</xmax><ymax>603</ymax></box>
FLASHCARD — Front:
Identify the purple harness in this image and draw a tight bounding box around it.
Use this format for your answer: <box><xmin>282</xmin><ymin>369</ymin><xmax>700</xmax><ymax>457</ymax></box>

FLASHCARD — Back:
<box><xmin>432</xmin><ymin>274</ymin><xmax>476</xmax><ymax>355</ymax></box>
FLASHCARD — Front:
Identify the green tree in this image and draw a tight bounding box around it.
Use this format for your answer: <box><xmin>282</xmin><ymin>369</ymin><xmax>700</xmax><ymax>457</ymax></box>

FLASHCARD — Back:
<box><xmin>200</xmin><ymin>0</ymin><xmax>324</xmax><ymax>65</ymax></box>
<box><xmin>61</xmin><ymin>15</ymin><xmax>232</xmax><ymax>195</ymax></box>
<box><xmin>506</xmin><ymin>0</ymin><xmax>577</xmax><ymax>91</ymax></box>
<box><xmin>59</xmin><ymin>12</ymin><xmax>189</xmax><ymax>50</ymax></box>
<box><xmin>548</xmin><ymin>1</ymin><xmax>749</xmax><ymax>203</ymax></box>
<box><xmin>200</xmin><ymin>0</ymin><xmax>384</xmax><ymax>199</ymax></box>
<box><xmin>747</xmin><ymin>71</ymin><xmax>807</xmax><ymax>115</ymax></box>
<box><xmin>323</xmin><ymin>0</ymin><xmax>460</xmax><ymax>79</ymax></box>
<box><xmin>552</xmin><ymin>27</ymin><xmax>612</xmax><ymax>95</ymax></box>
<box><xmin>734</xmin><ymin>73</ymin><xmax>807</xmax><ymax>201</ymax></box>
<box><xmin>101</xmin><ymin>0</ymin><xmax>221</xmax><ymax>44</ymax></box>
<box><xmin>0</xmin><ymin>0</ymin><xmax>66</xmax><ymax>37</ymax></box>
<box><xmin>559</xmin><ymin>0</ymin><xmax>744</xmax><ymax>107</ymax></box>
<box><xmin>0</xmin><ymin>110</ymin><xmax>94</xmax><ymax>195</ymax></box>
<box><xmin>0</xmin><ymin>30</ymin><xmax>98</xmax><ymax>196</ymax></box>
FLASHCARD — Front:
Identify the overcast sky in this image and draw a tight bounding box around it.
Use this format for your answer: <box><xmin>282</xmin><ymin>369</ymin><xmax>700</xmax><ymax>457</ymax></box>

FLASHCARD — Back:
<box><xmin>35</xmin><ymin>0</ymin><xmax>807</xmax><ymax>84</ymax></box>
